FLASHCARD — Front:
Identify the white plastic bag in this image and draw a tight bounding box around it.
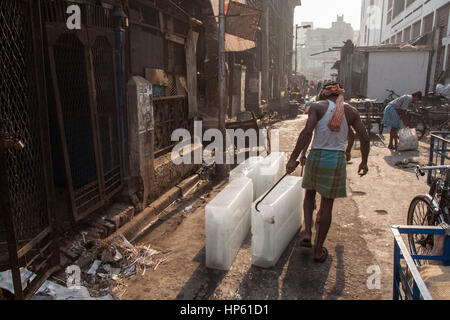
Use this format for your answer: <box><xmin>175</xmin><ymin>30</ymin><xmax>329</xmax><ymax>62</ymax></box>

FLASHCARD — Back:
<box><xmin>398</xmin><ymin>128</ymin><xmax>419</xmax><ymax>151</ymax></box>
<box><xmin>436</xmin><ymin>84</ymin><xmax>450</xmax><ymax>100</ymax></box>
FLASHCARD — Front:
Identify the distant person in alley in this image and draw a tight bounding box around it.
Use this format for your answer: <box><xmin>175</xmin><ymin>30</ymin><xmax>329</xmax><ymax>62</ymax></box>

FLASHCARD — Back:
<box><xmin>286</xmin><ymin>82</ymin><xmax>370</xmax><ymax>263</ymax></box>
<box><xmin>382</xmin><ymin>91</ymin><xmax>422</xmax><ymax>150</ymax></box>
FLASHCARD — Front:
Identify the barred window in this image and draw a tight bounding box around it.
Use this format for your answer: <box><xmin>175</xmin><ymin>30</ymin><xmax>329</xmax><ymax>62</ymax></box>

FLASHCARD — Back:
<box><xmin>393</xmin><ymin>0</ymin><xmax>405</xmax><ymax>18</ymax></box>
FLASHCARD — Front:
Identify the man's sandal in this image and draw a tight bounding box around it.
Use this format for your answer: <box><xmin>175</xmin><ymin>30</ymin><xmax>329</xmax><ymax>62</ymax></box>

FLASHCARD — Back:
<box><xmin>314</xmin><ymin>247</ymin><xmax>329</xmax><ymax>263</ymax></box>
<box><xmin>300</xmin><ymin>239</ymin><xmax>313</xmax><ymax>248</ymax></box>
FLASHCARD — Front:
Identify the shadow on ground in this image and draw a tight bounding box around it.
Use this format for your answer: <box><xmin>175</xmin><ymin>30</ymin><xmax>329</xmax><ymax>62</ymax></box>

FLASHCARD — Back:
<box><xmin>279</xmin><ymin>242</ymin><xmax>344</xmax><ymax>300</ymax></box>
<box><xmin>175</xmin><ymin>226</ymin><xmax>347</xmax><ymax>300</ymax></box>
<box><xmin>236</xmin><ymin>229</ymin><xmax>341</xmax><ymax>300</ymax></box>
<box><xmin>176</xmin><ymin>247</ymin><xmax>227</xmax><ymax>300</ymax></box>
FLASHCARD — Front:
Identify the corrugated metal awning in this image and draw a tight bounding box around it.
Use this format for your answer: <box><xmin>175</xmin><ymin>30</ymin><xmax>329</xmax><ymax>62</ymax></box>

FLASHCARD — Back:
<box><xmin>225</xmin><ymin>1</ymin><xmax>262</xmax><ymax>42</ymax></box>
<box><xmin>210</xmin><ymin>0</ymin><xmax>263</xmax><ymax>52</ymax></box>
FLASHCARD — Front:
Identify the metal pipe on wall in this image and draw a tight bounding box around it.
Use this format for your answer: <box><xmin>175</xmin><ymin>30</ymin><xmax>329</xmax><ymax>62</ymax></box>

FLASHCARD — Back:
<box><xmin>113</xmin><ymin>7</ymin><xmax>126</xmax><ymax>177</ymax></box>
<box><xmin>261</xmin><ymin>0</ymin><xmax>270</xmax><ymax>101</ymax></box>
<box><xmin>217</xmin><ymin>0</ymin><xmax>229</xmax><ymax>177</ymax></box>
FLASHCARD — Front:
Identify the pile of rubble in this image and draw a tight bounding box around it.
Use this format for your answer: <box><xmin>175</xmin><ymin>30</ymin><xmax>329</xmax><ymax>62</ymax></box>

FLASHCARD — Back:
<box><xmin>394</xmin><ymin>158</ymin><xmax>421</xmax><ymax>169</ymax></box>
<box><xmin>57</xmin><ymin>234</ymin><xmax>170</xmax><ymax>299</ymax></box>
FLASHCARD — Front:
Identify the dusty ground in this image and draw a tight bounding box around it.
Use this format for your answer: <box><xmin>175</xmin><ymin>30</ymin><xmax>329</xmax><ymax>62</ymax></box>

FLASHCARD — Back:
<box><xmin>119</xmin><ymin>115</ymin><xmax>431</xmax><ymax>300</ymax></box>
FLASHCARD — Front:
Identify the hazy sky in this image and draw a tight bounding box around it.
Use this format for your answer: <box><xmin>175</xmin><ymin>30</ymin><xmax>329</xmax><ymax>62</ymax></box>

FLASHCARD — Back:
<box><xmin>294</xmin><ymin>0</ymin><xmax>362</xmax><ymax>31</ymax></box>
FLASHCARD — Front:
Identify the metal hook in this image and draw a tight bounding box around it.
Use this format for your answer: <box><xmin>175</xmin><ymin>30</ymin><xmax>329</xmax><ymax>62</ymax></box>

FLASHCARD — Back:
<box><xmin>255</xmin><ymin>161</ymin><xmax>300</xmax><ymax>213</ymax></box>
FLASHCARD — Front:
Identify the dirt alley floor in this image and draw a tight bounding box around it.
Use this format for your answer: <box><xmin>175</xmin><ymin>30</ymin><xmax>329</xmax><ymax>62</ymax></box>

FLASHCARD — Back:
<box><xmin>120</xmin><ymin>115</ymin><xmax>431</xmax><ymax>300</ymax></box>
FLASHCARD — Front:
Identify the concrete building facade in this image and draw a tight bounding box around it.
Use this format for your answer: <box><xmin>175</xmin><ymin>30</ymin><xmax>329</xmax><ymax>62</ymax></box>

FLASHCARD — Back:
<box><xmin>298</xmin><ymin>15</ymin><xmax>354</xmax><ymax>81</ymax></box>
<box><xmin>359</xmin><ymin>0</ymin><xmax>385</xmax><ymax>46</ymax></box>
<box><xmin>359</xmin><ymin>0</ymin><xmax>449</xmax><ymax>87</ymax></box>
<box><xmin>294</xmin><ymin>21</ymin><xmax>314</xmax><ymax>75</ymax></box>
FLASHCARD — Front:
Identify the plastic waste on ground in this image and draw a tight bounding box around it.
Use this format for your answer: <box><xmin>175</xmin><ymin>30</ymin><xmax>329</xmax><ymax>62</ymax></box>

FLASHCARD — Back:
<box><xmin>251</xmin><ymin>176</ymin><xmax>304</xmax><ymax>268</ymax></box>
<box><xmin>0</xmin><ymin>269</ymin><xmax>113</xmax><ymax>300</ymax></box>
<box><xmin>436</xmin><ymin>84</ymin><xmax>450</xmax><ymax>100</ymax></box>
<box><xmin>205</xmin><ymin>177</ymin><xmax>253</xmax><ymax>271</ymax></box>
<box><xmin>398</xmin><ymin>128</ymin><xmax>419</xmax><ymax>152</ymax></box>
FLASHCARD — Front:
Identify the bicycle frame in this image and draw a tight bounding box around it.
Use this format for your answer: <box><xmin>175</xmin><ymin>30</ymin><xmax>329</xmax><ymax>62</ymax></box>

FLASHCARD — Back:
<box><xmin>415</xmin><ymin>165</ymin><xmax>450</xmax><ymax>224</ymax></box>
<box><xmin>392</xmin><ymin>225</ymin><xmax>450</xmax><ymax>300</ymax></box>
<box><xmin>429</xmin><ymin>133</ymin><xmax>450</xmax><ymax>185</ymax></box>
<box><xmin>385</xmin><ymin>89</ymin><xmax>400</xmax><ymax>102</ymax></box>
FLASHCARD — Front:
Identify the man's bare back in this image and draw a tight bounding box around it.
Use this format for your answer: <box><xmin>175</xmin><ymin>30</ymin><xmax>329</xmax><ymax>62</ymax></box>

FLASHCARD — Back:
<box><xmin>287</xmin><ymin>98</ymin><xmax>370</xmax><ymax>177</ymax></box>
<box><xmin>310</xmin><ymin>100</ymin><xmax>363</xmax><ymax>130</ymax></box>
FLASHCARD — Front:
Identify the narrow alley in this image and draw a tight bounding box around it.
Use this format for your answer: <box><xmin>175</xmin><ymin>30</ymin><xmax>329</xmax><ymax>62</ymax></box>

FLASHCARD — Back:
<box><xmin>1</xmin><ymin>0</ymin><xmax>449</xmax><ymax>305</ymax></box>
<box><xmin>118</xmin><ymin>117</ymin><xmax>430</xmax><ymax>300</ymax></box>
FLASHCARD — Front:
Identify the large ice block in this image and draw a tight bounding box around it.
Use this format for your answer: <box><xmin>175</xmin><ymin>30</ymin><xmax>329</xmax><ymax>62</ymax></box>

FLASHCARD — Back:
<box><xmin>205</xmin><ymin>177</ymin><xmax>253</xmax><ymax>271</ymax></box>
<box><xmin>229</xmin><ymin>156</ymin><xmax>264</xmax><ymax>200</ymax></box>
<box><xmin>251</xmin><ymin>176</ymin><xmax>303</xmax><ymax>268</ymax></box>
<box><xmin>258</xmin><ymin>152</ymin><xmax>286</xmax><ymax>197</ymax></box>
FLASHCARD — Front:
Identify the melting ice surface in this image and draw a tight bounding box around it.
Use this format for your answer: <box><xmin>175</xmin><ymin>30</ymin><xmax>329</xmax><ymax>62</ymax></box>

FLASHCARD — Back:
<box><xmin>229</xmin><ymin>156</ymin><xmax>264</xmax><ymax>200</ymax></box>
<box><xmin>230</xmin><ymin>153</ymin><xmax>286</xmax><ymax>200</ymax></box>
<box><xmin>205</xmin><ymin>177</ymin><xmax>253</xmax><ymax>271</ymax></box>
<box><xmin>252</xmin><ymin>176</ymin><xmax>303</xmax><ymax>268</ymax></box>
<box><xmin>258</xmin><ymin>152</ymin><xmax>286</xmax><ymax>195</ymax></box>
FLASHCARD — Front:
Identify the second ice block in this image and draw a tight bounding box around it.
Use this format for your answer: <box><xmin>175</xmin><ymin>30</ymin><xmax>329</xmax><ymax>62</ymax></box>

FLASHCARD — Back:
<box><xmin>229</xmin><ymin>156</ymin><xmax>264</xmax><ymax>200</ymax></box>
<box><xmin>251</xmin><ymin>176</ymin><xmax>303</xmax><ymax>268</ymax></box>
<box><xmin>205</xmin><ymin>177</ymin><xmax>253</xmax><ymax>271</ymax></box>
<box><xmin>258</xmin><ymin>152</ymin><xmax>286</xmax><ymax>197</ymax></box>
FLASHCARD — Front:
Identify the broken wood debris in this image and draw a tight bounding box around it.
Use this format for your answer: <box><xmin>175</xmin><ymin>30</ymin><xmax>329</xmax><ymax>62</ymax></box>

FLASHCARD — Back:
<box><xmin>55</xmin><ymin>233</ymin><xmax>170</xmax><ymax>299</ymax></box>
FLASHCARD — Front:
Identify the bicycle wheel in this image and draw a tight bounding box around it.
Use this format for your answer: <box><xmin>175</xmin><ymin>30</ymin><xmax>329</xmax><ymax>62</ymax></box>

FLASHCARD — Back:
<box><xmin>407</xmin><ymin>196</ymin><xmax>439</xmax><ymax>265</ymax></box>
<box><xmin>438</xmin><ymin>120</ymin><xmax>450</xmax><ymax>132</ymax></box>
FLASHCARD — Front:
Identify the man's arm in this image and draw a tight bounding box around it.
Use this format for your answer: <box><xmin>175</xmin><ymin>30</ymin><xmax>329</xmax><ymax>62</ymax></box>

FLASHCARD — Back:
<box><xmin>399</xmin><ymin>109</ymin><xmax>409</xmax><ymax>127</ymax></box>
<box><xmin>287</xmin><ymin>105</ymin><xmax>319</xmax><ymax>173</ymax></box>
<box><xmin>300</xmin><ymin>134</ymin><xmax>313</xmax><ymax>166</ymax></box>
<box><xmin>347</xmin><ymin>106</ymin><xmax>370</xmax><ymax>176</ymax></box>
<box><xmin>346</xmin><ymin>129</ymin><xmax>355</xmax><ymax>162</ymax></box>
